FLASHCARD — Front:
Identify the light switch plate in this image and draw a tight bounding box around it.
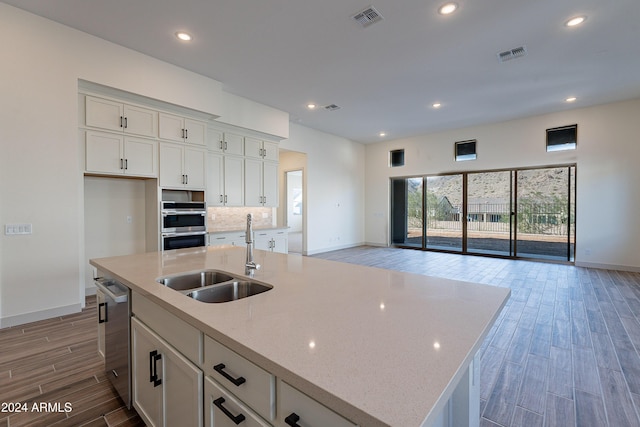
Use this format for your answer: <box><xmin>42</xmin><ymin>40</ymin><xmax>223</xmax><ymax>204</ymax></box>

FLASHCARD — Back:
<box><xmin>5</xmin><ymin>223</ymin><xmax>33</xmax><ymax>235</ymax></box>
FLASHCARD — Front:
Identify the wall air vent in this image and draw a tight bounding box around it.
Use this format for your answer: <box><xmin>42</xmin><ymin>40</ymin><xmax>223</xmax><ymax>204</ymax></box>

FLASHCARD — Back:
<box><xmin>352</xmin><ymin>6</ymin><xmax>384</xmax><ymax>28</ymax></box>
<box><xmin>497</xmin><ymin>45</ymin><xmax>527</xmax><ymax>63</ymax></box>
<box><xmin>324</xmin><ymin>104</ymin><xmax>341</xmax><ymax>111</ymax></box>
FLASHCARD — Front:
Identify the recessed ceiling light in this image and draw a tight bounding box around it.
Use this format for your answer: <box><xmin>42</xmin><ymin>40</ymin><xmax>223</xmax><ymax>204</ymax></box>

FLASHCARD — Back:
<box><xmin>379</xmin><ymin>132</ymin><xmax>386</xmax><ymax>137</ymax></box>
<box><xmin>432</xmin><ymin>102</ymin><xmax>442</xmax><ymax>108</ymax></box>
<box><xmin>438</xmin><ymin>3</ymin><xmax>458</xmax><ymax>15</ymax></box>
<box><xmin>175</xmin><ymin>32</ymin><xmax>193</xmax><ymax>41</ymax></box>
<box><xmin>565</xmin><ymin>97</ymin><xmax>577</xmax><ymax>102</ymax></box>
<box><xmin>307</xmin><ymin>103</ymin><xmax>317</xmax><ymax>110</ymax></box>
<box><xmin>565</xmin><ymin>16</ymin><xmax>586</xmax><ymax>27</ymax></box>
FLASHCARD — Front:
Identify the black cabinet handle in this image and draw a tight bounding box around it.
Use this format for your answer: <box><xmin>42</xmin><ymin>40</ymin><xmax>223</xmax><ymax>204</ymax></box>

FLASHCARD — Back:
<box><xmin>149</xmin><ymin>350</ymin><xmax>162</xmax><ymax>387</ymax></box>
<box><xmin>213</xmin><ymin>397</ymin><xmax>245</xmax><ymax>425</ymax></box>
<box><xmin>285</xmin><ymin>413</ymin><xmax>302</xmax><ymax>427</ymax></box>
<box><xmin>124</xmin><ymin>117</ymin><xmax>128</xmax><ymax>129</ymax></box>
<box><xmin>120</xmin><ymin>116</ymin><xmax>124</xmax><ymax>128</ymax></box>
<box><xmin>124</xmin><ymin>159</ymin><xmax>128</xmax><ymax>170</ymax></box>
<box><xmin>185</xmin><ymin>128</ymin><xmax>188</xmax><ymax>139</ymax></box>
<box><xmin>213</xmin><ymin>363</ymin><xmax>246</xmax><ymax>386</ymax></box>
<box><xmin>98</xmin><ymin>302</ymin><xmax>107</xmax><ymax>323</ymax></box>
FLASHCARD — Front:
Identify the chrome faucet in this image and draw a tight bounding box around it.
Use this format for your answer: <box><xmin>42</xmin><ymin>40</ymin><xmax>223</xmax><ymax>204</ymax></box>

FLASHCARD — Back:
<box><xmin>245</xmin><ymin>214</ymin><xmax>260</xmax><ymax>276</ymax></box>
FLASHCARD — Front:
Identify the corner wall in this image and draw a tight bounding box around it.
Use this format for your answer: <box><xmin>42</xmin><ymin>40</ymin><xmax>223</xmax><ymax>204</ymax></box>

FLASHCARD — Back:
<box><xmin>365</xmin><ymin>98</ymin><xmax>640</xmax><ymax>271</ymax></box>
<box><xmin>280</xmin><ymin>124</ymin><xmax>365</xmax><ymax>255</ymax></box>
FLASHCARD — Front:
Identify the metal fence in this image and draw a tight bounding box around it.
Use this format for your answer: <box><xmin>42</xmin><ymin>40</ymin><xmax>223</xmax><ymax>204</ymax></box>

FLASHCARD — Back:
<box><xmin>418</xmin><ymin>202</ymin><xmax>573</xmax><ymax>236</ymax></box>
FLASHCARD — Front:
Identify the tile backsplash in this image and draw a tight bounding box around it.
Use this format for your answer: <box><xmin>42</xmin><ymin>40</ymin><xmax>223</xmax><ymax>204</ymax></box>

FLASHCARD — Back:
<box><xmin>207</xmin><ymin>207</ymin><xmax>275</xmax><ymax>231</ymax></box>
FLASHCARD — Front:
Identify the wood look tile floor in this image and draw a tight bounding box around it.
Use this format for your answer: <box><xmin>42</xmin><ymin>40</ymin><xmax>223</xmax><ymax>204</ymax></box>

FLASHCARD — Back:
<box><xmin>0</xmin><ymin>296</ymin><xmax>142</xmax><ymax>427</ymax></box>
<box><xmin>3</xmin><ymin>247</ymin><xmax>640</xmax><ymax>427</ymax></box>
<box><xmin>313</xmin><ymin>246</ymin><xmax>640</xmax><ymax>427</ymax></box>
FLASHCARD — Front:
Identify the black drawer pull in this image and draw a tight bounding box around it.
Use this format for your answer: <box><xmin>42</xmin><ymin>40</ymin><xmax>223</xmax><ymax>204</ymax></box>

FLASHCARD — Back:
<box><xmin>98</xmin><ymin>302</ymin><xmax>107</xmax><ymax>323</ymax></box>
<box><xmin>285</xmin><ymin>413</ymin><xmax>302</xmax><ymax>427</ymax></box>
<box><xmin>149</xmin><ymin>350</ymin><xmax>162</xmax><ymax>387</ymax></box>
<box><xmin>214</xmin><ymin>363</ymin><xmax>246</xmax><ymax>386</ymax></box>
<box><xmin>213</xmin><ymin>397</ymin><xmax>246</xmax><ymax>425</ymax></box>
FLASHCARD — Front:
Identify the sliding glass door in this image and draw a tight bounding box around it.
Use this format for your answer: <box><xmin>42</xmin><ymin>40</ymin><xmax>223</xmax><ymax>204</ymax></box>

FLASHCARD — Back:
<box><xmin>425</xmin><ymin>175</ymin><xmax>462</xmax><ymax>251</ymax></box>
<box><xmin>466</xmin><ymin>171</ymin><xmax>514</xmax><ymax>256</ymax></box>
<box><xmin>515</xmin><ymin>166</ymin><xmax>575</xmax><ymax>261</ymax></box>
<box><xmin>390</xmin><ymin>165</ymin><xmax>576</xmax><ymax>262</ymax></box>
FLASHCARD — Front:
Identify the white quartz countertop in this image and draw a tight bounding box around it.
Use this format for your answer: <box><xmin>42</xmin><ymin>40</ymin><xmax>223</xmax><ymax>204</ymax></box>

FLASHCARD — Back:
<box><xmin>90</xmin><ymin>246</ymin><xmax>510</xmax><ymax>427</ymax></box>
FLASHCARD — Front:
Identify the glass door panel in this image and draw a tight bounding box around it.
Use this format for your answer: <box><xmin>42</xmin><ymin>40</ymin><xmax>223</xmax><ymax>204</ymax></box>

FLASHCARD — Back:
<box><xmin>466</xmin><ymin>171</ymin><xmax>514</xmax><ymax>256</ymax></box>
<box><xmin>515</xmin><ymin>166</ymin><xmax>575</xmax><ymax>261</ymax></box>
<box><xmin>425</xmin><ymin>175</ymin><xmax>462</xmax><ymax>251</ymax></box>
<box><xmin>390</xmin><ymin>177</ymin><xmax>423</xmax><ymax>247</ymax></box>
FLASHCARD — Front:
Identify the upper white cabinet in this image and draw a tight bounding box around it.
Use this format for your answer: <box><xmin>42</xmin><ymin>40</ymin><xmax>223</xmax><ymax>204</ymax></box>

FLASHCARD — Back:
<box><xmin>85</xmin><ymin>95</ymin><xmax>158</xmax><ymax>138</ymax></box>
<box><xmin>207</xmin><ymin>152</ymin><xmax>244</xmax><ymax>207</ymax></box>
<box><xmin>85</xmin><ymin>131</ymin><xmax>158</xmax><ymax>177</ymax></box>
<box><xmin>159</xmin><ymin>112</ymin><xmax>206</xmax><ymax>146</ymax></box>
<box><xmin>159</xmin><ymin>142</ymin><xmax>206</xmax><ymax>189</ymax></box>
<box><xmin>208</xmin><ymin>129</ymin><xmax>245</xmax><ymax>156</ymax></box>
<box><xmin>244</xmin><ymin>137</ymin><xmax>278</xmax><ymax>162</ymax></box>
<box><xmin>245</xmin><ymin>159</ymin><xmax>278</xmax><ymax>207</ymax></box>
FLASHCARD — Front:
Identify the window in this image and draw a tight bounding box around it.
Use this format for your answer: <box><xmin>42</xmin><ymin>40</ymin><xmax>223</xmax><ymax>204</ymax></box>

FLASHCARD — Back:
<box><xmin>455</xmin><ymin>140</ymin><xmax>477</xmax><ymax>161</ymax></box>
<box><xmin>546</xmin><ymin>125</ymin><xmax>577</xmax><ymax>152</ymax></box>
<box><xmin>389</xmin><ymin>149</ymin><xmax>405</xmax><ymax>167</ymax></box>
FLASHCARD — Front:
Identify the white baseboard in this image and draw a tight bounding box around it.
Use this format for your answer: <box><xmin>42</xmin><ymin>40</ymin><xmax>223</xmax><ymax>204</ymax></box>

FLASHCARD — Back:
<box><xmin>575</xmin><ymin>261</ymin><xmax>640</xmax><ymax>273</ymax></box>
<box><xmin>0</xmin><ymin>303</ymin><xmax>82</xmax><ymax>329</ymax></box>
<box><xmin>305</xmin><ymin>242</ymin><xmax>364</xmax><ymax>256</ymax></box>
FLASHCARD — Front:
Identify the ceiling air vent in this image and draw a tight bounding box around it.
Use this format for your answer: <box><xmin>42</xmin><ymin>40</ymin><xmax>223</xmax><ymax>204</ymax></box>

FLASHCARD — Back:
<box><xmin>352</xmin><ymin>6</ymin><xmax>383</xmax><ymax>28</ymax></box>
<box><xmin>324</xmin><ymin>104</ymin><xmax>341</xmax><ymax>111</ymax></box>
<box><xmin>497</xmin><ymin>46</ymin><xmax>527</xmax><ymax>63</ymax></box>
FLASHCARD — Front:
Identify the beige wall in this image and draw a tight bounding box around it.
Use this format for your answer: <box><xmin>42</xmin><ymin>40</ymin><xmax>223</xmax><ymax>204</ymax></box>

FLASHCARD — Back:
<box><xmin>365</xmin><ymin>98</ymin><xmax>640</xmax><ymax>271</ymax></box>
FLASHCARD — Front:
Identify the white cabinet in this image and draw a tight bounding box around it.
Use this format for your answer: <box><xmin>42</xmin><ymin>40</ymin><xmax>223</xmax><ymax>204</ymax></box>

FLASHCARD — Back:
<box><xmin>96</xmin><ymin>288</ymin><xmax>105</xmax><ymax>360</ymax></box>
<box><xmin>254</xmin><ymin>229</ymin><xmax>288</xmax><ymax>254</ymax></box>
<box><xmin>206</xmin><ymin>152</ymin><xmax>244</xmax><ymax>207</ymax></box>
<box><xmin>159</xmin><ymin>112</ymin><xmax>206</xmax><ymax>146</ymax></box>
<box><xmin>85</xmin><ymin>95</ymin><xmax>158</xmax><ymax>138</ymax></box>
<box><xmin>204</xmin><ymin>335</ymin><xmax>275</xmax><ymax>421</ymax></box>
<box><xmin>208</xmin><ymin>231</ymin><xmax>247</xmax><ymax>247</ymax></box>
<box><xmin>245</xmin><ymin>159</ymin><xmax>278</xmax><ymax>207</ymax></box>
<box><xmin>244</xmin><ymin>137</ymin><xmax>279</xmax><ymax>162</ymax></box>
<box><xmin>208</xmin><ymin>130</ymin><xmax>245</xmax><ymax>156</ymax></box>
<box><xmin>131</xmin><ymin>317</ymin><xmax>203</xmax><ymax>427</ymax></box>
<box><xmin>85</xmin><ymin>131</ymin><xmax>158</xmax><ymax>177</ymax></box>
<box><xmin>159</xmin><ymin>142</ymin><xmax>206</xmax><ymax>189</ymax></box>
<box><xmin>275</xmin><ymin>380</ymin><xmax>356</xmax><ymax>427</ymax></box>
<box><xmin>205</xmin><ymin>377</ymin><xmax>271</xmax><ymax>427</ymax></box>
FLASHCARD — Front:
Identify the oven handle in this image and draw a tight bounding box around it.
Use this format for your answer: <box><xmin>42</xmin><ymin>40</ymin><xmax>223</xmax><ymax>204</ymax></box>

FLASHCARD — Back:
<box><xmin>161</xmin><ymin>211</ymin><xmax>206</xmax><ymax>216</ymax></box>
<box><xmin>162</xmin><ymin>231</ymin><xmax>208</xmax><ymax>238</ymax></box>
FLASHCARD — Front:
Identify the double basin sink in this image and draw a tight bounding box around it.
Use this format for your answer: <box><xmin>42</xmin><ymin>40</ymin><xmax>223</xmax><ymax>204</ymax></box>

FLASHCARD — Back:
<box><xmin>157</xmin><ymin>270</ymin><xmax>272</xmax><ymax>303</ymax></box>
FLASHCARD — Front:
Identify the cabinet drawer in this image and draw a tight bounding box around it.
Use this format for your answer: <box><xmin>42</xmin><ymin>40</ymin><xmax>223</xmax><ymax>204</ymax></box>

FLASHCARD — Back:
<box><xmin>205</xmin><ymin>377</ymin><xmax>270</xmax><ymax>427</ymax></box>
<box><xmin>204</xmin><ymin>335</ymin><xmax>275</xmax><ymax>421</ymax></box>
<box><xmin>132</xmin><ymin>291</ymin><xmax>202</xmax><ymax>365</ymax></box>
<box><xmin>276</xmin><ymin>380</ymin><xmax>356</xmax><ymax>427</ymax></box>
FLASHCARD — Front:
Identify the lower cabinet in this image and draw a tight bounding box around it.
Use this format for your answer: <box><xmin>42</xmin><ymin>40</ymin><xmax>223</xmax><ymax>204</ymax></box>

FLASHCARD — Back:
<box><xmin>254</xmin><ymin>230</ymin><xmax>288</xmax><ymax>254</ymax></box>
<box><xmin>131</xmin><ymin>317</ymin><xmax>203</xmax><ymax>427</ymax></box>
<box><xmin>96</xmin><ymin>287</ymin><xmax>105</xmax><ymax>359</ymax></box>
<box><xmin>205</xmin><ymin>377</ymin><xmax>270</xmax><ymax>427</ymax></box>
<box><xmin>275</xmin><ymin>380</ymin><xmax>356</xmax><ymax>427</ymax></box>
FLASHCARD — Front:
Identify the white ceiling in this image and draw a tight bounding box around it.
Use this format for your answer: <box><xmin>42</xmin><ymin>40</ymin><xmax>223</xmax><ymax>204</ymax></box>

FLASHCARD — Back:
<box><xmin>5</xmin><ymin>0</ymin><xmax>640</xmax><ymax>143</ymax></box>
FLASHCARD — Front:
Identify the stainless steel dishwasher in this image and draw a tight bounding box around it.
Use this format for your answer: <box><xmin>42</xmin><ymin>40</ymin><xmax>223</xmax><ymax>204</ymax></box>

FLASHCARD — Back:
<box><xmin>95</xmin><ymin>277</ymin><xmax>131</xmax><ymax>408</ymax></box>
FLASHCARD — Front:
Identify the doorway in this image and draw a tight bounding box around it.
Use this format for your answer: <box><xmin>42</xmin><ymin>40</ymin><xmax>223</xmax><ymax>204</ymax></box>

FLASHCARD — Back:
<box><xmin>391</xmin><ymin>164</ymin><xmax>576</xmax><ymax>262</ymax></box>
<box><xmin>285</xmin><ymin>169</ymin><xmax>303</xmax><ymax>254</ymax></box>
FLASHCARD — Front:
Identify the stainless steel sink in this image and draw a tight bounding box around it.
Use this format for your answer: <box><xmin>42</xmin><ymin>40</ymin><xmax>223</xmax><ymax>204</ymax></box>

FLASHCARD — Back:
<box><xmin>187</xmin><ymin>281</ymin><xmax>273</xmax><ymax>303</ymax></box>
<box><xmin>157</xmin><ymin>270</ymin><xmax>235</xmax><ymax>291</ymax></box>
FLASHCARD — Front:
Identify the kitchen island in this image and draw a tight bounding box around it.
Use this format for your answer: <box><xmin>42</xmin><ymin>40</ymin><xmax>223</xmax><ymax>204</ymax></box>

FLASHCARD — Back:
<box><xmin>91</xmin><ymin>246</ymin><xmax>510</xmax><ymax>427</ymax></box>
